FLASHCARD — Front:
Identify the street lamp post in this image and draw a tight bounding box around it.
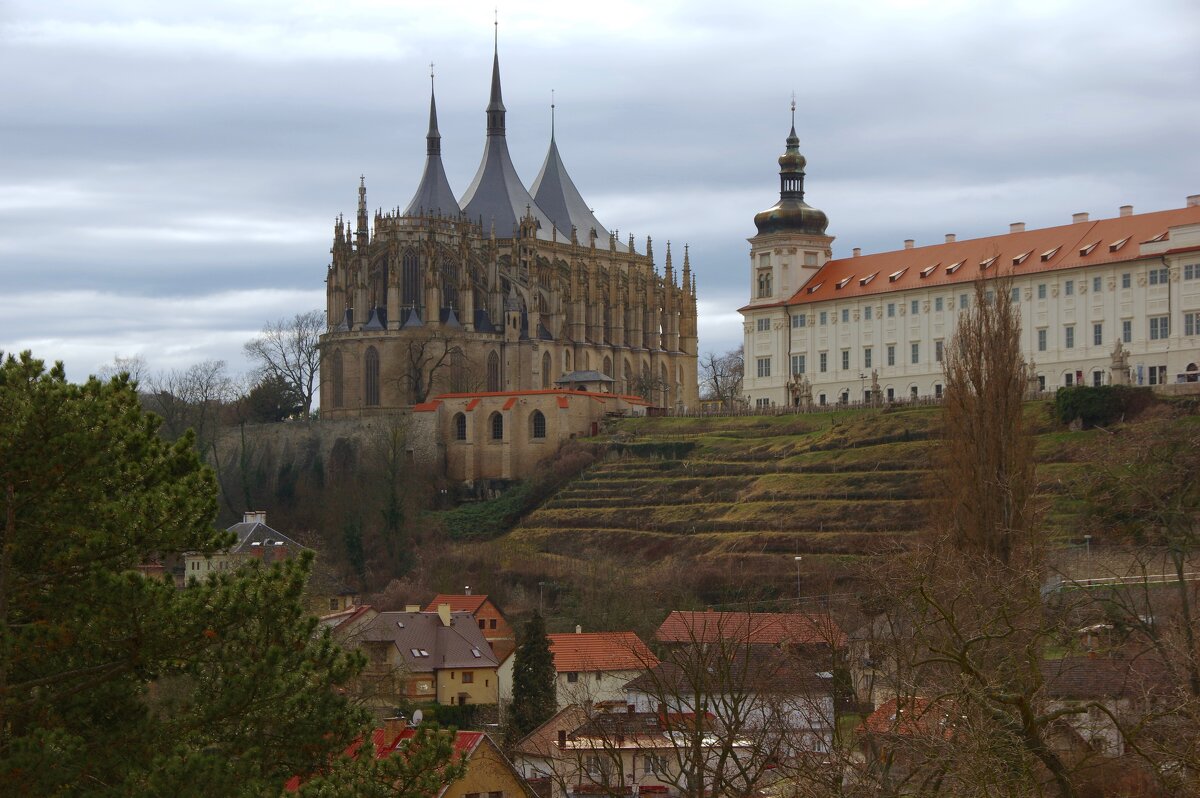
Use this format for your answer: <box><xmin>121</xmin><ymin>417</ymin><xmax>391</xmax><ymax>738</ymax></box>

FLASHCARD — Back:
<box><xmin>794</xmin><ymin>555</ymin><xmax>803</xmax><ymax>600</ymax></box>
<box><xmin>859</xmin><ymin>373</ymin><xmax>867</xmax><ymax>405</ymax></box>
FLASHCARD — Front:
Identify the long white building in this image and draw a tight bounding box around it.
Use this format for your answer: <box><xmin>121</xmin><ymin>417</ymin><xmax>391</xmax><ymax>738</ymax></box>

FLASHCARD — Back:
<box><xmin>740</xmin><ymin>116</ymin><xmax>1200</xmax><ymax>408</ymax></box>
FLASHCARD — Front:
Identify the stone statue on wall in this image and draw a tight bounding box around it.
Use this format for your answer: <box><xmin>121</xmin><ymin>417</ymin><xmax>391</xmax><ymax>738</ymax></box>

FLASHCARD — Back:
<box><xmin>1110</xmin><ymin>340</ymin><xmax>1131</xmax><ymax>386</ymax></box>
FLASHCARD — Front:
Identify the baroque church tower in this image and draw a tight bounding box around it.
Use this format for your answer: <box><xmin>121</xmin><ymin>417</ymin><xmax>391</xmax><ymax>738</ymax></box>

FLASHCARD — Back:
<box><xmin>321</xmin><ymin>37</ymin><xmax>699</xmax><ymax>416</ymax></box>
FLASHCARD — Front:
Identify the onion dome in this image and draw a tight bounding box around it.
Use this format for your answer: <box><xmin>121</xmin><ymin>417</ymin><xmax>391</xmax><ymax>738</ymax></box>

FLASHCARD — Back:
<box><xmin>753</xmin><ymin>103</ymin><xmax>828</xmax><ymax>236</ymax></box>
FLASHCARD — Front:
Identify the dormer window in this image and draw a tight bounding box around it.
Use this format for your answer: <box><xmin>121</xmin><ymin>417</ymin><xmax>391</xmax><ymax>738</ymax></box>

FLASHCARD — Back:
<box><xmin>919</xmin><ymin>265</ymin><xmax>938</xmax><ymax>278</ymax></box>
<box><xmin>1079</xmin><ymin>240</ymin><xmax>1100</xmax><ymax>256</ymax></box>
<box><xmin>859</xmin><ymin>272</ymin><xmax>878</xmax><ymax>286</ymax></box>
<box><xmin>888</xmin><ymin>268</ymin><xmax>907</xmax><ymax>282</ymax></box>
<box><xmin>1012</xmin><ymin>251</ymin><xmax>1031</xmax><ymax>266</ymax></box>
<box><xmin>1040</xmin><ymin>246</ymin><xmax>1060</xmax><ymax>262</ymax></box>
<box><xmin>980</xmin><ymin>255</ymin><xmax>998</xmax><ymax>270</ymax></box>
<box><xmin>945</xmin><ymin>260</ymin><xmax>964</xmax><ymax>274</ymax></box>
<box><xmin>807</xmin><ymin>282</ymin><xmax>823</xmax><ymax>294</ymax></box>
<box><xmin>836</xmin><ymin>275</ymin><xmax>854</xmax><ymax>290</ymax></box>
<box><xmin>1109</xmin><ymin>236</ymin><xmax>1130</xmax><ymax>252</ymax></box>
<box><xmin>1143</xmin><ymin>231</ymin><xmax>1167</xmax><ymax>244</ymax></box>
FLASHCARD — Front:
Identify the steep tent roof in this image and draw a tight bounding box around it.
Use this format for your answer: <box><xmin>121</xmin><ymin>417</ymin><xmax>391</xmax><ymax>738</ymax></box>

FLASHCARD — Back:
<box><xmin>459</xmin><ymin>42</ymin><xmax>566</xmax><ymax>243</ymax></box>
<box><xmin>547</xmin><ymin>631</ymin><xmax>658</xmax><ymax>672</ymax></box>
<box><xmin>403</xmin><ymin>74</ymin><xmax>462</xmax><ymax>218</ymax></box>
<box><xmin>531</xmin><ymin>131</ymin><xmax>628</xmax><ymax>252</ymax></box>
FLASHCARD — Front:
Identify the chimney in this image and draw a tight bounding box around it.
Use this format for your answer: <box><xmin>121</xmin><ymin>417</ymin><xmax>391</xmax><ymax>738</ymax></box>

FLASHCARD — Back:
<box><xmin>1072</xmin><ymin>212</ymin><xmax>1089</xmax><ymax>224</ymax></box>
<box><xmin>575</xmin><ymin>625</ymin><xmax>582</xmax><ymax>634</ymax></box>
<box><xmin>1010</xmin><ymin>222</ymin><xmax>1025</xmax><ymax>233</ymax></box>
<box><xmin>437</xmin><ymin>603</ymin><xmax>452</xmax><ymax>627</ymax></box>
<box><xmin>381</xmin><ymin>716</ymin><xmax>407</xmax><ymax>739</ymax></box>
<box><xmin>627</xmin><ymin>703</ymin><xmax>636</xmax><ymax>714</ymax></box>
<box><xmin>944</xmin><ymin>233</ymin><xmax>956</xmax><ymax>243</ymax></box>
<box><xmin>1119</xmin><ymin>205</ymin><xmax>1133</xmax><ymax>217</ymax></box>
<box><xmin>852</xmin><ymin>247</ymin><xmax>861</xmax><ymax>258</ymax></box>
<box><xmin>405</xmin><ymin>604</ymin><xmax>421</xmax><ymax>613</ymax></box>
<box><xmin>904</xmin><ymin>239</ymin><xmax>914</xmax><ymax>250</ymax></box>
<box><xmin>243</xmin><ymin>510</ymin><xmax>266</xmax><ymax>524</ymax></box>
<box><xmin>464</xmin><ymin>585</ymin><xmax>471</xmax><ymax>595</ymax></box>
<box><xmin>1187</xmin><ymin>194</ymin><xmax>1200</xmax><ymax>208</ymax></box>
<box><xmin>557</xmin><ymin>730</ymin><xmax>567</xmax><ymax>748</ymax></box>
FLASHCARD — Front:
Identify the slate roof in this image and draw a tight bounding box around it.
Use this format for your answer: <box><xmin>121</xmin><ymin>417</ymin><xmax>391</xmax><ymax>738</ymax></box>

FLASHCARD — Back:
<box><xmin>623</xmin><ymin>651</ymin><xmax>832</xmax><ymax>697</ymax></box>
<box><xmin>357</xmin><ymin>610</ymin><xmax>499</xmax><ymax>673</ymax></box>
<box><xmin>655</xmin><ymin>610</ymin><xmax>848</xmax><ymax>649</ymax></box>
<box><xmin>531</xmin><ymin>133</ymin><xmax>628</xmax><ymax>252</ymax></box>
<box><xmin>554</xmin><ymin>370</ymin><xmax>615</xmax><ymax>384</ymax></box>
<box><xmin>746</xmin><ymin>204</ymin><xmax>1200</xmax><ymax>312</ymax></box>
<box><xmin>547</xmin><ymin>631</ymin><xmax>658</xmax><ymax>673</ymax></box>
<box><xmin>403</xmin><ymin>79</ymin><xmax>462</xmax><ymax>218</ymax></box>
<box><xmin>223</xmin><ymin>518</ymin><xmax>305</xmax><ymax>556</ymax></box>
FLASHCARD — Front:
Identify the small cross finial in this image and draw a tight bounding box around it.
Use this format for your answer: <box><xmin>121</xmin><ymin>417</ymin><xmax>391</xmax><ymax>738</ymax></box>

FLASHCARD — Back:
<box><xmin>551</xmin><ymin>89</ymin><xmax>556</xmax><ymax>135</ymax></box>
<box><xmin>430</xmin><ymin>61</ymin><xmax>435</xmax><ymax>80</ymax></box>
<box><xmin>790</xmin><ymin>92</ymin><xmax>796</xmax><ymax>123</ymax></box>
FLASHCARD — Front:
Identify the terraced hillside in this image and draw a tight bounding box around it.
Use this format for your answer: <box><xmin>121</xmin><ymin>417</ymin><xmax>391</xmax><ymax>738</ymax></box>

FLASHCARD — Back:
<box><xmin>495</xmin><ymin>402</ymin><xmax>1092</xmax><ymax>598</ymax></box>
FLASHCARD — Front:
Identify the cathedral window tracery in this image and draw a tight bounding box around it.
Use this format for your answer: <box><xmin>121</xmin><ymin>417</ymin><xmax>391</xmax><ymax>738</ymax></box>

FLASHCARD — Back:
<box><xmin>364</xmin><ymin>346</ymin><xmax>380</xmax><ymax>407</ymax></box>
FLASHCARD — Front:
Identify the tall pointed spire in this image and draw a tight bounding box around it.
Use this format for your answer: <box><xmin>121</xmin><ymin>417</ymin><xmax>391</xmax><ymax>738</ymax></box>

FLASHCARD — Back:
<box><xmin>486</xmin><ymin>17</ymin><xmax>506</xmax><ymax>137</ymax></box>
<box><xmin>403</xmin><ymin>66</ymin><xmax>461</xmax><ymax>218</ymax></box>
<box><xmin>356</xmin><ymin>175</ymin><xmax>368</xmax><ymax>246</ymax></box>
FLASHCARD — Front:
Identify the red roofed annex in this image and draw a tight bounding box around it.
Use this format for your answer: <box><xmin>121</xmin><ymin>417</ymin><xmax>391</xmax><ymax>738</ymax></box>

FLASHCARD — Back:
<box><xmin>740</xmin><ymin>105</ymin><xmax>1200</xmax><ymax>407</ymax></box>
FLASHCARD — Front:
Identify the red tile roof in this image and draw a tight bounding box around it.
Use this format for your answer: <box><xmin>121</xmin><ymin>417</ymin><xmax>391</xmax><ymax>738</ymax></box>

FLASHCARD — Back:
<box><xmin>284</xmin><ymin>728</ymin><xmax>486</xmax><ymax>793</ymax></box>
<box><xmin>423</xmin><ymin>594</ymin><xmax>489</xmax><ymax>614</ymax></box>
<box><xmin>556</xmin><ymin>396</ymin><xmax>570</xmax><ymax>409</ymax></box>
<box><xmin>547</xmin><ymin>631</ymin><xmax>659</xmax><ymax>672</ymax></box>
<box><xmin>858</xmin><ymin>697</ymin><xmax>953</xmax><ymax>737</ymax></box>
<box><xmin>655</xmin><ymin>610</ymin><xmax>847</xmax><ymax>649</ymax></box>
<box><xmin>740</xmin><ymin>204</ymin><xmax>1200</xmax><ymax>312</ymax></box>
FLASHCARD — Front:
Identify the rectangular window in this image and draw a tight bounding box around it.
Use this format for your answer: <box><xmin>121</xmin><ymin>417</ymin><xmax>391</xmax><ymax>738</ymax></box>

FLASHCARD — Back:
<box><xmin>1065</xmin><ymin>372</ymin><xmax>1074</xmax><ymax>387</ymax></box>
<box><xmin>1011</xmin><ymin>287</ymin><xmax>1020</xmax><ymax>303</ymax></box>
<box><xmin>1149</xmin><ymin>316</ymin><xmax>1169</xmax><ymax>340</ymax></box>
<box><xmin>1093</xmin><ymin>371</ymin><xmax>1103</xmax><ymax>387</ymax></box>
<box><xmin>1122</xmin><ymin>319</ymin><xmax>1132</xmax><ymax>343</ymax></box>
<box><xmin>887</xmin><ymin>387</ymin><xmax>895</xmax><ymax>401</ymax></box>
<box><xmin>864</xmin><ymin>305</ymin><xmax>873</xmax><ymax>321</ymax></box>
<box><xmin>462</xmin><ymin>671</ymin><xmax>474</xmax><ymax>684</ymax></box>
<box><xmin>756</xmin><ymin>397</ymin><xmax>770</xmax><ymax>408</ymax></box>
<box><xmin>1122</xmin><ymin>273</ymin><xmax>1131</xmax><ymax>289</ymax></box>
<box><xmin>566</xmin><ymin>672</ymin><xmax>578</xmax><ymax>683</ymax></box>
<box><xmin>864</xmin><ymin>347</ymin><xmax>872</xmax><ymax>369</ymax></box>
<box><xmin>935</xmin><ymin>340</ymin><xmax>944</xmax><ymax>362</ymax></box>
<box><xmin>1037</xmin><ymin>284</ymin><xmax>1047</xmax><ymax>300</ymax></box>
<box><xmin>1186</xmin><ymin>263</ymin><xmax>1200</xmax><ymax>280</ymax></box>
<box><xmin>1186</xmin><ymin>312</ymin><xmax>1199</xmax><ymax>337</ymax></box>
<box><xmin>911</xmin><ymin>342</ymin><xmax>920</xmax><ymax>364</ymax></box>
<box><xmin>1093</xmin><ymin>276</ymin><xmax>1102</xmax><ymax>292</ymax></box>
<box><xmin>935</xmin><ymin>384</ymin><xmax>943</xmax><ymax>399</ymax></box>
<box><xmin>756</xmin><ymin>357</ymin><xmax>771</xmax><ymax>378</ymax></box>
<box><xmin>959</xmin><ymin>293</ymin><xmax>968</xmax><ymax>309</ymax></box>
<box><xmin>887</xmin><ymin>303</ymin><xmax>896</xmax><ymax>318</ymax></box>
<box><xmin>756</xmin><ymin>318</ymin><xmax>770</xmax><ymax>332</ymax></box>
<box><xmin>1065</xmin><ymin>325</ymin><xmax>1075</xmax><ymax>349</ymax></box>
<box><xmin>887</xmin><ymin>345</ymin><xmax>895</xmax><ymax>367</ymax></box>
<box><xmin>1037</xmin><ymin>329</ymin><xmax>1047</xmax><ymax>352</ymax></box>
<box><xmin>841</xmin><ymin>308</ymin><xmax>850</xmax><ymax>323</ymax></box>
<box><xmin>793</xmin><ymin>313</ymin><xmax>806</xmax><ymax>328</ymax></box>
<box><xmin>934</xmin><ymin>297</ymin><xmax>943</xmax><ymax>312</ymax></box>
<box><xmin>791</xmin><ymin>354</ymin><xmax>806</xmax><ymax>375</ymax></box>
<box><xmin>819</xmin><ymin>311</ymin><xmax>828</xmax><ymax>325</ymax></box>
<box><xmin>804</xmin><ymin>251</ymin><xmax>818</xmax><ymax>266</ymax></box>
<box><xmin>911</xmin><ymin>299</ymin><xmax>920</xmax><ymax>315</ymax></box>
<box><xmin>1149</xmin><ymin>268</ymin><xmax>1169</xmax><ymax>286</ymax></box>
<box><xmin>1093</xmin><ymin>323</ymin><xmax>1102</xmax><ymax>346</ymax></box>
<box><xmin>1065</xmin><ymin>280</ymin><xmax>1074</xmax><ymax>296</ymax></box>
<box><xmin>841</xmin><ymin>350</ymin><xmax>850</xmax><ymax>370</ymax></box>
<box><xmin>818</xmin><ymin>393</ymin><xmax>826</xmax><ymax>406</ymax></box>
<box><xmin>819</xmin><ymin>352</ymin><xmax>828</xmax><ymax>373</ymax></box>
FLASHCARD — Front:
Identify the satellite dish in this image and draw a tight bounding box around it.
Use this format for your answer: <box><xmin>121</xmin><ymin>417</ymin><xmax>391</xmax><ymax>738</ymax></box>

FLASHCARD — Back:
<box><xmin>411</xmin><ymin>709</ymin><xmax>424</xmax><ymax>725</ymax></box>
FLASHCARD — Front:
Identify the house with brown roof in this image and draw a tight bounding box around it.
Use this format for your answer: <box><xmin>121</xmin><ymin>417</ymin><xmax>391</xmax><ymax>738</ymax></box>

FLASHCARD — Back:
<box><xmin>331</xmin><ymin>604</ymin><xmax>500</xmax><ymax>710</ymax></box>
<box><xmin>509</xmin><ymin>704</ymin><xmax>591</xmax><ymax>794</ymax></box>
<box><xmin>547</xmin><ymin>629</ymin><xmax>658</xmax><ymax>708</ymax></box>
<box><xmin>739</xmin><ymin>118</ymin><xmax>1200</xmax><ymax>407</ymax></box>
<box><xmin>425</xmin><ymin>592</ymin><xmax>516</xmax><ymax>660</ymax></box>
<box><xmin>655</xmin><ymin>610</ymin><xmax>847</xmax><ymax>653</ymax></box>
<box><xmin>182</xmin><ymin>511</ymin><xmax>305</xmax><ymax>582</ymax></box>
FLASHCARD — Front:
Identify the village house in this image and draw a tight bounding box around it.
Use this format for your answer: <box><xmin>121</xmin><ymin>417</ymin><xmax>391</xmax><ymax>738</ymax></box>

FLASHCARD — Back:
<box><xmin>424</xmin><ymin>592</ymin><xmax>517</xmax><ymax>660</ymax></box>
<box><xmin>548</xmin><ymin>629</ymin><xmax>658</xmax><ymax>708</ymax></box>
<box><xmin>182</xmin><ymin>511</ymin><xmax>304</xmax><ymax>582</ymax></box>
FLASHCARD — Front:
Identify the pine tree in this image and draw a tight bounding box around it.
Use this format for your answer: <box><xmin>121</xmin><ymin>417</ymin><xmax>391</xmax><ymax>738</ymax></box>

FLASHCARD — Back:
<box><xmin>507</xmin><ymin>610</ymin><xmax>557</xmax><ymax>743</ymax></box>
<box><xmin>0</xmin><ymin>352</ymin><xmax>461</xmax><ymax>795</ymax></box>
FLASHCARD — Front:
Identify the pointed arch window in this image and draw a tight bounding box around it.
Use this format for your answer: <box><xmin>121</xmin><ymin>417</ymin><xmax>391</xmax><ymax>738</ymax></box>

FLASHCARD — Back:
<box><xmin>530</xmin><ymin>410</ymin><xmax>546</xmax><ymax>440</ymax></box>
<box><xmin>487</xmin><ymin>351</ymin><xmax>501</xmax><ymax>392</ymax></box>
<box><xmin>603</xmin><ymin>356</ymin><xmax>612</xmax><ymax>378</ymax></box>
<box><xmin>364</xmin><ymin>346</ymin><xmax>380</xmax><ymax>407</ymax></box>
<box><xmin>331</xmin><ymin>349</ymin><xmax>344</xmax><ymax>408</ymax></box>
<box><xmin>490</xmin><ymin>411</ymin><xmax>504</xmax><ymax>441</ymax></box>
<box><xmin>453</xmin><ymin>412</ymin><xmax>467</xmax><ymax>441</ymax></box>
<box><xmin>542</xmin><ymin>351</ymin><xmax>552</xmax><ymax>389</ymax></box>
<box><xmin>441</xmin><ymin>259</ymin><xmax>458</xmax><ymax>310</ymax></box>
<box><xmin>402</xmin><ymin>249</ymin><xmax>421</xmax><ymax>311</ymax></box>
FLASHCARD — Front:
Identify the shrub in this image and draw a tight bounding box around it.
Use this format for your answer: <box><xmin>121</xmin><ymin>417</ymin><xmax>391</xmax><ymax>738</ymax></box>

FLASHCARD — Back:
<box><xmin>1052</xmin><ymin>385</ymin><xmax>1153</xmax><ymax>428</ymax></box>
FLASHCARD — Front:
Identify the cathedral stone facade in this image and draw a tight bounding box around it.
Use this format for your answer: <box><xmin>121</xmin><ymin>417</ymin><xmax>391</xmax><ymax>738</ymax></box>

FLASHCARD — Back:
<box><xmin>320</xmin><ymin>44</ymin><xmax>699</xmax><ymax>418</ymax></box>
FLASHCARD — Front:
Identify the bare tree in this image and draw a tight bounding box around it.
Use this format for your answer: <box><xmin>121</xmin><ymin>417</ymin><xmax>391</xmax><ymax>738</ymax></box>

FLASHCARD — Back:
<box><xmin>243</xmin><ymin>309</ymin><xmax>323</xmax><ymax>418</ymax></box>
<box><xmin>144</xmin><ymin>359</ymin><xmax>236</xmax><ymax>450</ymax></box>
<box><xmin>698</xmin><ymin>346</ymin><xmax>743</xmax><ymax>411</ymax></box>
<box><xmin>95</xmin><ymin>354</ymin><xmax>149</xmax><ymax>385</ymax></box>
<box><xmin>392</xmin><ymin>332</ymin><xmax>470</xmax><ymax>404</ymax></box>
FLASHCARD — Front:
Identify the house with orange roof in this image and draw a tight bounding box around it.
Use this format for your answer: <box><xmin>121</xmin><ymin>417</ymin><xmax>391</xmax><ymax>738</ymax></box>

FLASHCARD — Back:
<box><xmin>423</xmin><ymin>592</ymin><xmax>516</xmax><ymax>660</ymax></box>
<box><xmin>739</xmin><ymin>117</ymin><xmax>1200</xmax><ymax>407</ymax></box>
<box><xmin>654</xmin><ymin>609</ymin><xmax>847</xmax><ymax>652</ymax></box>
<box><xmin>547</xmin><ymin>628</ymin><xmax>659</xmax><ymax>708</ymax></box>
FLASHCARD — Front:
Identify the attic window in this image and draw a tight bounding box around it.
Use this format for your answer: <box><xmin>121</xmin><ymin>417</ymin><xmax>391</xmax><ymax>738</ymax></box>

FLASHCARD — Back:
<box><xmin>411</xmin><ymin>648</ymin><xmax>421</xmax><ymax>657</ymax></box>
<box><xmin>396</xmin><ymin>621</ymin><xmax>405</xmax><ymax>629</ymax></box>
<box><xmin>1079</xmin><ymin>240</ymin><xmax>1100</xmax><ymax>256</ymax></box>
<box><xmin>836</xmin><ymin>275</ymin><xmax>854</xmax><ymax>290</ymax></box>
<box><xmin>420</xmin><ymin>649</ymin><xmax>429</xmax><ymax>656</ymax></box>
<box><xmin>945</xmin><ymin>260</ymin><xmax>964</xmax><ymax>274</ymax></box>
<box><xmin>1109</xmin><ymin>236</ymin><xmax>1130</xmax><ymax>252</ymax></box>
<box><xmin>1040</xmin><ymin>246</ymin><xmax>1060</xmax><ymax>262</ymax></box>
<box><xmin>919</xmin><ymin>265</ymin><xmax>938</xmax><ymax>278</ymax></box>
<box><xmin>859</xmin><ymin>272</ymin><xmax>878</xmax><ymax>286</ymax></box>
<box><xmin>979</xmin><ymin>255</ymin><xmax>998</xmax><ymax>270</ymax></box>
<box><xmin>1012</xmin><ymin>251</ymin><xmax>1031</xmax><ymax>266</ymax></box>
<box><xmin>1143</xmin><ymin>231</ymin><xmax>1167</xmax><ymax>243</ymax></box>
<box><xmin>807</xmin><ymin>282</ymin><xmax>823</xmax><ymax>294</ymax></box>
<box><xmin>471</xmin><ymin>648</ymin><xmax>482</xmax><ymax>658</ymax></box>
<box><xmin>888</xmin><ymin>268</ymin><xmax>907</xmax><ymax>282</ymax></box>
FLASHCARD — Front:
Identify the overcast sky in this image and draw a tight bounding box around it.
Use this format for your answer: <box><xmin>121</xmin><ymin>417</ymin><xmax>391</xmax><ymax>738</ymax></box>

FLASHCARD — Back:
<box><xmin>2</xmin><ymin>0</ymin><xmax>1198</xmax><ymax>384</ymax></box>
